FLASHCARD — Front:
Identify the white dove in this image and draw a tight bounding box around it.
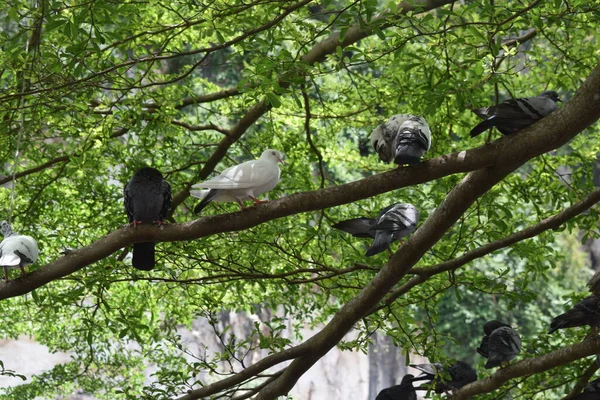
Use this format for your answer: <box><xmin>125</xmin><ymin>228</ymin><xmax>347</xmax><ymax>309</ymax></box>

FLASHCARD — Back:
<box><xmin>191</xmin><ymin>149</ymin><xmax>285</xmax><ymax>213</ymax></box>
<box><xmin>0</xmin><ymin>220</ymin><xmax>39</xmax><ymax>281</ymax></box>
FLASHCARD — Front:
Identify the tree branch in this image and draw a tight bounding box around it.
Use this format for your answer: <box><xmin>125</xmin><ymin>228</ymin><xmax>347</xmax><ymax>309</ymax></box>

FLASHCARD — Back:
<box><xmin>378</xmin><ymin>187</ymin><xmax>600</xmax><ymax>310</ymax></box>
<box><xmin>1</xmin><ymin>63</ymin><xmax>599</xmax><ymax>300</ymax></box>
<box><xmin>169</xmin><ymin>0</ymin><xmax>456</xmax><ymax>211</ymax></box>
<box><xmin>452</xmin><ymin>337</ymin><xmax>600</xmax><ymax>399</ymax></box>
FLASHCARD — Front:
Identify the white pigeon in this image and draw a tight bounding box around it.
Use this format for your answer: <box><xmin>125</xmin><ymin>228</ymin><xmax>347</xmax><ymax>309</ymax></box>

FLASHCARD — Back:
<box><xmin>370</xmin><ymin>114</ymin><xmax>432</xmax><ymax>165</ymax></box>
<box><xmin>470</xmin><ymin>90</ymin><xmax>562</xmax><ymax>137</ymax></box>
<box><xmin>191</xmin><ymin>149</ymin><xmax>285</xmax><ymax>213</ymax></box>
<box><xmin>0</xmin><ymin>220</ymin><xmax>39</xmax><ymax>281</ymax></box>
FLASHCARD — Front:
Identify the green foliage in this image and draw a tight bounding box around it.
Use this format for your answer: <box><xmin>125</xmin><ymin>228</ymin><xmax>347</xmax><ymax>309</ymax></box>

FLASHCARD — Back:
<box><xmin>0</xmin><ymin>0</ymin><xmax>599</xmax><ymax>398</ymax></box>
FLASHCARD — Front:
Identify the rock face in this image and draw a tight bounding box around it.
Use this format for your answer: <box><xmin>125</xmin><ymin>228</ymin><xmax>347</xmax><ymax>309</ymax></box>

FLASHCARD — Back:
<box><xmin>1</xmin><ymin>311</ymin><xmax>418</xmax><ymax>399</ymax></box>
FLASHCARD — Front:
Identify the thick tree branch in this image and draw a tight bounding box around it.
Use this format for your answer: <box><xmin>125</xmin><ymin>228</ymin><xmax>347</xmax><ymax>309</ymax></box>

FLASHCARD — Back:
<box><xmin>378</xmin><ymin>187</ymin><xmax>600</xmax><ymax>310</ymax></box>
<box><xmin>452</xmin><ymin>337</ymin><xmax>600</xmax><ymax>399</ymax></box>
<box><xmin>169</xmin><ymin>0</ymin><xmax>456</xmax><ymax>211</ymax></box>
<box><xmin>1</xmin><ymin>62</ymin><xmax>599</xmax><ymax>300</ymax></box>
<box><xmin>248</xmin><ymin>62</ymin><xmax>600</xmax><ymax>399</ymax></box>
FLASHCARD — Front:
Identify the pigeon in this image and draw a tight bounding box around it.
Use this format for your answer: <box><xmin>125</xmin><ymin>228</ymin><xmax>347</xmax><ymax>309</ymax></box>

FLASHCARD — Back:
<box><xmin>370</xmin><ymin>114</ymin><xmax>432</xmax><ymax>165</ymax></box>
<box><xmin>191</xmin><ymin>149</ymin><xmax>284</xmax><ymax>213</ymax></box>
<box><xmin>332</xmin><ymin>203</ymin><xmax>419</xmax><ymax>257</ymax></box>
<box><xmin>376</xmin><ymin>374</ymin><xmax>429</xmax><ymax>400</ymax></box>
<box><xmin>470</xmin><ymin>90</ymin><xmax>562</xmax><ymax>137</ymax></box>
<box><xmin>548</xmin><ymin>296</ymin><xmax>600</xmax><ymax>334</ymax></box>
<box><xmin>0</xmin><ymin>220</ymin><xmax>39</xmax><ymax>281</ymax></box>
<box><xmin>410</xmin><ymin>361</ymin><xmax>477</xmax><ymax>393</ymax></box>
<box><xmin>569</xmin><ymin>377</ymin><xmax>600</xmax><ymax>400</ymax></box>
<box><xmin>124</xmin><ymin>167</ymin><xmax>172</xmax><ymax>271</ymax></box>
<box><xmin>477</xmin><ymin>320</ymin><xmax>522</xmax><ymax>368</ymax></box>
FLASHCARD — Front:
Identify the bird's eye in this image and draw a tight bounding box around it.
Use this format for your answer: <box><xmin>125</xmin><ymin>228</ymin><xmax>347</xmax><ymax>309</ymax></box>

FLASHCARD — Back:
<box><xmin>271</xmin><ymin>151</ymin><xmax>276</xmax><ymax>156</ymax></box>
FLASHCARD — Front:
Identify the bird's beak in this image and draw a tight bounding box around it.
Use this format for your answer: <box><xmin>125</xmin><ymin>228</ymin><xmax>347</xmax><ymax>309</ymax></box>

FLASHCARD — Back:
<box><xmin>277</xmin><ymin>157</ymin><xmax>286</xmax><ymax>165</ymax></box>
<box><xmin>557</xmin><ymin>98</ymin><xmax>563</xmax><ymax>102</ymax></box>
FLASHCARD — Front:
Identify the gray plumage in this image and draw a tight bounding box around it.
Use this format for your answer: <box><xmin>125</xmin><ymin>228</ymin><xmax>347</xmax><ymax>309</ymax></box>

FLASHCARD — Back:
<box><xmin>370</xmin><ymin>114</ymin><xmax>432</xmax><ymax>165</ymax></box>
<box><xmin>477</xmin><ymin>320</ymin><xmax>521</xmax><ymax>368</ymax></box>
<box><xmin>0</xmin><ymin>220</ymin><xmax>39</xmax><ymax>281</ymax></box>
<box><xmin>332</xmin><ymin>203</ymin><xmax>419</xmax><ymax>257</ymax></box>
<box><xmin>376</xmin><ymin>374</ymin><xmax>426</xmax><ymax>400</ymax></box>
<box><xmin>124</xmin><ymin>167</ymin><xmax>172</xmax><ymax>271</ymax></box>
<box><xmin>548</xmin><ymin>296</ymin><xmax>600</xmax><ymax>334</ymax></box>
<box><xmin>470</xmin><ymin>90</ymin><xmax>561</xmax><ymax>137</ymax></box>
<box><xmin>410</xmin><ymin>361</ymin><xmax>477</xmax><ymax>393</ymax></box>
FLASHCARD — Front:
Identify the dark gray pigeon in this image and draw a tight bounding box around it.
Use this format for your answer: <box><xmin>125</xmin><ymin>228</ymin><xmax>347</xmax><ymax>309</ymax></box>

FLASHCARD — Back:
<box><xmin>569</xmin><ymin>377</ymin><xmax>600</xmax><ymax>400</ymax></box>
<box><xmin>370</xmin><ymin>114</ymin><xmax>432</xmax><ymax>165</ymax></box>
<box><xmin>470</xmin><ymin>90</ymin><xmax>561</xmax><ymax>137</ymax></box>
<box><xmin>124</xmin><ymin>167</ymin><xmax>172</xmax><ymax>271</ymax></box>
<box><xmin>410</xmin><ymin>361</ymin><xmax>477</xmax><ymax>393</ymax></box>
<box><xmin>477</xmin><ymin>320</ymin><xmax>521</xmax><ymax>368</ymax></box>
<box><xmin>548</xmin><ymin>296</ymin><xmax>600</xmax><ymax>334</ymax></box>
<box><xmin>0</xmin><ymin>220</ymin><xmax>39</xmax><ymax>281</ymax></box>
<box><xmin>376</xmin><ymin>374</ymin><xmax>429</xmax><ymax>400</ymax></box>
<box><xmin>332</xmin><ymin>203</ymin><xmax>419</xmax><ymax>257</ymax></box>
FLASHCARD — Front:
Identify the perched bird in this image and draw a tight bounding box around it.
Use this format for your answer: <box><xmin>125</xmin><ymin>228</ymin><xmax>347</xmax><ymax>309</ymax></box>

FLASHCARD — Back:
<box><xmin>0</xmin><ymin>220</ymin><xmax>39</xmax><ymax>281</ymax></box>
<box><xmin>332</xmin><ymin>203</ymin><xmax>419</xmax><ymax>257</ymax></box>
<box><xmin>376</xmin><ymin>374</ymin><xmax>428</xmax><ymax>400</ymax></box>
<box><xmin>410</xmin><ymin>361</ymin><xmax>477</xmax><ymax>393</ymax></box>
<box><xmin>548</xmin><ymin>296</ymin><xmax>600</xmax><ymax>334</ymax></box>
<box><xmin>370</xmin><ymin>114</ymin><xmax>432</xmax><ymax>165</ymax></box>
<box><xmin>569</xmin><ymin>377</ymin><xmax>600</xmax><ymax>400</ymax></box>
<box><xmin>477</xmin><ymin>320</ymin><xmax>522</xmax><ymax>368</ymax></box>
<box><xmin>124</xmin><ymin>167</ymin><xmax>172</xmax><ymax>271</ymax></box>
<box><xmin>470</xmin><ymin>90</ymin><xmax>562</xmax><ymax>137</ymax></box>
<box><xmin>191</xmin><ymin>149</ymin><xmax>284</xmax><ymax>213</ymax></box>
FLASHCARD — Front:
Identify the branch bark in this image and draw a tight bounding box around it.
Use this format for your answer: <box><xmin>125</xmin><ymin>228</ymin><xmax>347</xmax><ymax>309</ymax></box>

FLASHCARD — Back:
<box><xmin>1</xmin><ymin>61</ymin><xmax>599</xmax><ymax>301</ymax></box>
<box><xmin>452</xmin><ymin>337</ymin><xmax>600</xmax><ymax>399</ymax></box>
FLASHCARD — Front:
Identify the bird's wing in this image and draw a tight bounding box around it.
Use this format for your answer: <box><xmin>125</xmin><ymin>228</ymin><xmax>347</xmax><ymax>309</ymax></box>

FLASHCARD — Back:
<box><xmin>16</xmin><ymin>235</ymin><xmax>39</xmax><ymax>263</ymax></box>
<box><xmin>373</xmin><ymin>204</ymin><xmax>419</xmax><ymax>233</ymax></box>
<box><xmin>124</xmin><ymin>181</ymin><xmax>134</xmax><ymax>223</ymax></box>
<box><xmin>365</xmin><ymin>230</ymin><xmax>394</xmax><ymax>256</ymax></box>
<box><xmin>196</xmin><ymin>160</ymin><xmax>279</xmax><ymax>189</ymax></box>
<box><xmin>160</xmin><ymin>180</ymin><xmax>172</xmax><ymax>220</ymax></box>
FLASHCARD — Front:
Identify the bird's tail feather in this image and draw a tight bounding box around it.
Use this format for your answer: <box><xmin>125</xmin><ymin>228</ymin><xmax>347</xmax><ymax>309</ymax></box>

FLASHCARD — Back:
<box><xmin>470</xmin><ymin>118</ymin><xmax>497</xmax><ymax>137</ymax></box>
<box><xmin>365</xmin><ymin>231</ymin><xmax>394</xmax><ymax>257</ymax></box>
<box><xmin>193</xmin><ymin>189</ymin><xmax>219</xmax><ymax>214</ymax></box>
<box><xmin>0</xmin><ymin>253</ymin><xmax>21</xmax><ymax>266</ymax></box>
<box><xmin>332</xmin><ymin>218</ymin><xmax>376</xmax><ymax>238</ymax></box>
<box><xmin>132</xmin><ymin>242</ymin><xmax>155</xmax><ymax>271</ymax></box>
<box><xmin>394</xmin><ymin>130</ymin><xmax>427</xmax><ymax>165</ymax></box>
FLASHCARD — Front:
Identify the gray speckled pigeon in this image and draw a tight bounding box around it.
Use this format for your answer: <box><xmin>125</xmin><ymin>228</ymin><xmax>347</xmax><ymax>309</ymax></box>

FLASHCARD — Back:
<box><xmin>370</xmin><ymin>114</ymin><xmax>432</xmax><ymax>165</ymax></box>
<box><xmin>410</xmin><ymin>361</ymin><xmax>477</xmax><ymax>393</ymax></box>
<box><xmin>470</xmin><ymin>90</ymin><xmax>561</xmax><ymax>137</ymax></box>
<box><xmin>376</xmin><ymin>374</ymin><xmax>429</xmax><ymax>400</ymax></box>
<box><xmin>124</xmin><ymin>167</ymin><xmax>172</xmax><ymax>271</ymax></box>
<box><xmin>549</xmin><ymin>296</ymin><xmax>600</xmax><ymax>334</ymax></box>
<box><xmin>332</xmin><ymin>203</ymin><xmax>419</xmax><ymax>257</ymax></box>
<box><xmin>191</xmin><ymin>149</ymin><xmax>284</xmax><ymax>213</ymax></box>
<box><xmin>0</xmin><ymin>220</ymin><xmax>39</xmax><ymax>281</ymax></box>
<box><xmin>477</xmin><ymin>320</ymin><xmax>521</xmax><ymax>368</ymax></box>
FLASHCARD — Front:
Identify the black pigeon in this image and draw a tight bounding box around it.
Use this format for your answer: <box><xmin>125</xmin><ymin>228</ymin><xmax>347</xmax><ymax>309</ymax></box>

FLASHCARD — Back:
<box><xmin>124</xmin><ymin>167</ymin><xmax>172</xmax><ymax>271</ymax></box>
<box><xmin>332</xmin><ymin>203</ymin><xmax>419</xmax><ymax>257</ymax></box>
<box><xmin>548</xmin><ymin>296</ymin><xmax>600</xmax><ymax>334</ymax></box>
<box><xmin>376</xmin><ymin>374</ymin><xmax>428</xmax><ymax>400</ymax></box>
<box><xmin>477</xmin><ymin>320</ymin><xmax>522</xmax><ymax>368</ymax></box>
<box><xmin>470</xmin><ymin>90</ymin><xmax>561</xmax><ymax>137</ymax></box>
<box><xmin>410</xmin><ymin>361</ymin><xmax>477</xmax><ymax>393</ymax></box>
<box><xmin>370</xmin><ymin>114</ymin><xmax>432</xmax><ymax>165</ymax></box>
